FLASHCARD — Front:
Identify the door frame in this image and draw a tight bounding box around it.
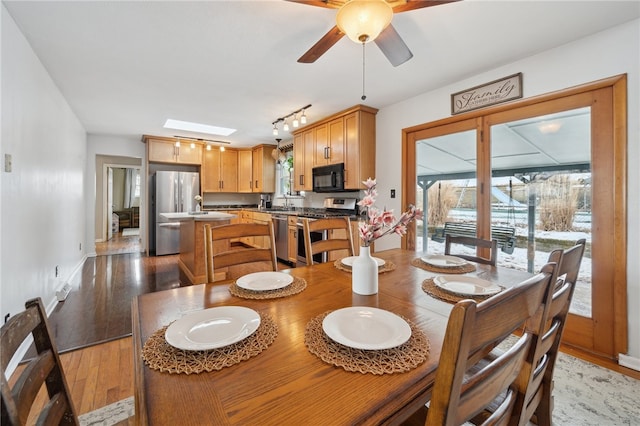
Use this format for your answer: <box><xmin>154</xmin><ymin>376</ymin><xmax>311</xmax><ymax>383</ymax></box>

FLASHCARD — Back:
<box><xmin>401</xmin><ymin>74</ymin><xmax>627</xmax><ymax>360</ymax></box>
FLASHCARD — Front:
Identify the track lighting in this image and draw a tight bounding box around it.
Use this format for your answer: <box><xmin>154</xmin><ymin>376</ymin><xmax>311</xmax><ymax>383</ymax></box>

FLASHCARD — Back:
<box><xmin>272</xmin><ymin>104</ymin><xmax>312</xmax><ymax>134</ymax></box>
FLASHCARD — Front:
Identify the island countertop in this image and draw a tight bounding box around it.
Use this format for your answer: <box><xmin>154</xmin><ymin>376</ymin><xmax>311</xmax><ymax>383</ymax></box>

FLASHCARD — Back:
<box><xmin>160</xmin><ymin>212</ymin><xmax>235</xmax><ymax>221</ymax></box>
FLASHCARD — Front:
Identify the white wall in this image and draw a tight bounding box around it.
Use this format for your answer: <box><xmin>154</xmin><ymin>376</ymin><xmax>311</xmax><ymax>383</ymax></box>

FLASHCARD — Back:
<box><xmin>1</xmin><ymin>5</ymin><xmax>87</xmax><ymax>317</ymax></box>
<box><xmin>374</xmin><ymin>19</ymin><xmax>640</xmax><ymax>360</ymax></box>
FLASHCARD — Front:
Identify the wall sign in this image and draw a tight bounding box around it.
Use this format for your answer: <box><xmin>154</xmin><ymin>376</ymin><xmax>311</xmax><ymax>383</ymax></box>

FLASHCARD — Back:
<box><xmin>451</xmin><ymin>73</ymin><xmax>523</xmax><ymax>115</ymax></box>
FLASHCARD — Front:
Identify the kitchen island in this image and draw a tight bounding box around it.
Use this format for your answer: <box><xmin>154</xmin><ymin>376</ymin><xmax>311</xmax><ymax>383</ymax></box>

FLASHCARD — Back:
<box><xmin>160</xmin><ymin>212</ymin><xmax>235</xmax><ymax>284</ymax></box>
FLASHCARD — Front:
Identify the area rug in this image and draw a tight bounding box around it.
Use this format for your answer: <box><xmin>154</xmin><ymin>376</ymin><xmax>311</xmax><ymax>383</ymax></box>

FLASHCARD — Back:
<box><xmin>79</xmin><ymin>397</ymin><xmax>134</xmax><ymax>426</ymax></box>
<box><xmin>121</xmin><ymin>228</ymin><xmax>139</xmax><ymax>237</ymax></box>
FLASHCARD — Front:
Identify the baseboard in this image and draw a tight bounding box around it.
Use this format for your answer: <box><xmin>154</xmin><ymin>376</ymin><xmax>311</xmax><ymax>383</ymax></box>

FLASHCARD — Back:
<box><xmin>45</xmin><ymin>254</ymin><xmax>88</xmax><ymax>316</ymax></box>
<box><xmin>619</xmin><ymin>353</ymin><xmax>640</xmax><ymax>372</ymax></box>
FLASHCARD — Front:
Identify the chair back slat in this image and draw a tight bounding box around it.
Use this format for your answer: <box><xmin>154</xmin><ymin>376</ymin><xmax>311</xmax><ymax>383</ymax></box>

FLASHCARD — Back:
<box><xmin>1</xmin><ymin>298</ymin><xmax>78</xmax><ymax>426</ymax></box>
<box><xmin>204</xmin><ymin>222</ymin><xmax>278</xmax><ymax>282</ymax></box>
<box><xmin>425</xmin><ymin>265</ymin><xmax>556</xmax><ymax>426</ymax></box>
<box><xmin>302</xmin><ymin>217</ymin><xmax>354</xmax><ymax>265</ymax></box>
<box><xmin>445</xmin><ymin>235</ymin><xmax>498</xmax><ymax>266</ymax></box>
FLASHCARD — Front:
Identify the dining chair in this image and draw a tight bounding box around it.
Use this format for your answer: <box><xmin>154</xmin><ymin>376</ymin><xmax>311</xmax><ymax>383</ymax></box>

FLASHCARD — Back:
<box><xmin>1</xmin><ymin>298</ymin><xmax>79</xmax><ymax>426</ymax></box>
<box><xmin>516</xmin><ymin>238</ymin><xmax>587</xmax><ymax>426</ymax></box>
<box><xmin>444</xmin><ymin>234</ymin><xmax>498</xmax><ymax>266</ymax></box>
<box><xmin>302</xmin><ymin>217</ymin><xmax>354</xmax><ymax>265</ymax></box>
<box><xmin>204</xmin><ymin>222</ymin><xmax>278</xmax><ymax>282</ymax></box>
<box><xmin>405</xmin><ymin>262</ymin><xmax>557</xmax><ymax>426</ymax></box>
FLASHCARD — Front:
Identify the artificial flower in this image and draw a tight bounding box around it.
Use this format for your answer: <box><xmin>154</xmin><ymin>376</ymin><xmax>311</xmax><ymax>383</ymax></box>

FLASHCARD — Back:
<box><xmin>357</xmin><ymin>178</ymin><xmax>422</xmax><ymax>247</ymax></box>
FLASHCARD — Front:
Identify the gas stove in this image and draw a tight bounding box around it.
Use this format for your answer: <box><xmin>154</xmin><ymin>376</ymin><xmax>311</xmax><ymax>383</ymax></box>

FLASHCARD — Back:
<box><xmin>297</xmin><ymin>198</ymin><xmax>359</xmax><ymax>219</ymax></box>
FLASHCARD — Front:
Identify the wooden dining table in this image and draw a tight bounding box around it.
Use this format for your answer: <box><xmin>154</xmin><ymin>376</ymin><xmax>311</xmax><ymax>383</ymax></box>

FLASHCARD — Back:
<box><xmin>132</xmin><ymin>249</ymin><xmax>533</xmax><ymax>426</ymax></box>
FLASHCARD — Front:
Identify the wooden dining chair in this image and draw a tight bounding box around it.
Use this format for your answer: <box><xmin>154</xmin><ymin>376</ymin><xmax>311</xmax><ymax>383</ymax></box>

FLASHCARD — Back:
<box><xmin>302</xmin><ymin>217</ymin><xmax>355</xmax><ymax>265</ymax></box>
<box><xmin>1</xmin><ymin>298</ymin><xmax>79</xmax><ymax>426</ymax></box>
<box><xmin>514</xmin><ymin>238</ymin><xmax>587</xmax><ymax>426</ymax></box>
<box><xmin>444</xmin><ymin>234</ymin><xmax>498</xmax><ymax>266</ymax></box>
<box><xmin>204</xmin><ymin>222</ymin><xmax>278</xmax><ymax>282</ymax></box>
<box><xmin>405</xmin><ymin>263</ymin><xmax>557</xmax><ymax>426</ymax></box>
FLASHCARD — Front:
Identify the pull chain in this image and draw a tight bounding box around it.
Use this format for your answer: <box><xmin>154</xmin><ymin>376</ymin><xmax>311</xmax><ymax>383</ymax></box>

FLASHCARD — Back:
<box><xmin>361</xmin><ymin>42</ymin><xmax>367</xmax><ymax>101</ymax></box>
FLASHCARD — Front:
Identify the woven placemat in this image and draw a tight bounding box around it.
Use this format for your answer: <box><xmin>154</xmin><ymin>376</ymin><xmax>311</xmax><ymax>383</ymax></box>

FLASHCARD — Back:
<box><xmin>421</xmin><ymin>278</ymin><xmax>501</xmax><ymax>304</ymax></box>
<box><xmin>229</xmin><ymin>276</ymin><xmax>307</xmax><ymax>299</ymax></box>
<box><xmin>142</xmin><ymin>313</ymin><xmax>278</xmax><ymax>374</ymax></box>
<box><xmin>304</xmin><ymin>311</ymin><xmax>430</xmax><ymax>375</ymax></box>
<box><xmin>333</xmin><ymin>259</ymin><xmax>396</xmax><ymax>274</ymax></box>
<box><xmin>411</xmin><ymin>257</ymin><xmax>476</xmax><ymax>274</ymax></box>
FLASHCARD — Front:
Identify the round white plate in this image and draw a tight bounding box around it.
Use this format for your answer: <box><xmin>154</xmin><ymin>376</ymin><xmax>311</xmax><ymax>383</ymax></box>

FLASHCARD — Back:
<box><xmin>236</xmin><ymin>271</ymin><xmax>293</xmax><ymax>291</ymax></box>
<box><xmin>322</xmin><ymin>307</ymin><xmax>411</xmax><ymax>350</ymax></box>
<box><xmin>420</xmin><ymin>254</ymin><xmax>466</xmax><ymax>268</ymax></box>
<box><xmin>433</xmin><ymin>275</ymin><xmax>502</xmax><ymax>296</ymax></box>
<box><xmin>165</xmin><ymin>306</ymin><xmax>260</xmax><ymax>351</ymax></box>
<box><xmin>340</xmin><ymin>256</ymin><xmax>386</xmax><ymax>267</ymax></box>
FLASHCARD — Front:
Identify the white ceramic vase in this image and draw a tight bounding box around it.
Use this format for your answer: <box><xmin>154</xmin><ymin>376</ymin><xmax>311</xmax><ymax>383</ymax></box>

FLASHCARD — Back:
<box><xmin>352</xmin><ymin>245</ymin><xmax>378</xmax><ymax>295</ymax></box>
<box><xmin>195</xmin><ymin>203</ymin><xmax>201</xmax><ymax>212</ymax></box>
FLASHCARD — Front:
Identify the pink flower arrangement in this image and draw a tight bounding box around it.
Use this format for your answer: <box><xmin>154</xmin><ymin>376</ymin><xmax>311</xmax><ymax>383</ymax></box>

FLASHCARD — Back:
<box><xmin>357</xmin><ymin>178</ymin><xmax>422</xmax><ymax>247</ymax></box>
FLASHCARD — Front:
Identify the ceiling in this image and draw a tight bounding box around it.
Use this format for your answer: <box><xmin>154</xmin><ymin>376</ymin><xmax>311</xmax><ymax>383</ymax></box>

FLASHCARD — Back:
<box><xmin>3</xmin><ymin>0</ymin><xmax>639</xmax><ymax>148</ymax></box>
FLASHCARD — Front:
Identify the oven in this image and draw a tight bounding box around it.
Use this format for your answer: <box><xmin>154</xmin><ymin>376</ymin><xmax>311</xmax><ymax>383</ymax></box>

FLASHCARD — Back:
<box><xmin>296</xmin><ymin>218</ymin><xmax>327</xmax><ymax>266</ymax></box>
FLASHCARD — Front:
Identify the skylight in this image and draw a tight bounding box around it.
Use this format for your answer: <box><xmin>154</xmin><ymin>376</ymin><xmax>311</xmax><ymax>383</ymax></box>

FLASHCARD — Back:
<box><xmin>163</xmin><ymin>119</ymin><xmax>236</xmax><ymax>136</ymax></box>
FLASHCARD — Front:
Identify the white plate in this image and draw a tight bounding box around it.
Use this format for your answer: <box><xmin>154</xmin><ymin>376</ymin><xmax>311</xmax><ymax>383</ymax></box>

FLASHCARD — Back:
<box><xmin>165</xmin><ymin>306</ymin><xmax>260</xmax><ymax>351</ymax></box>
<box><xmin>236</xmin><ymin>271</ymin><xmax>293</xmax><ymax>291</ymax></box>
<box><xmin>322</xmin><ymin>307</ymin><xmax>411</xmax><ymax>350</ymax></box>
<box><xmin>340</xmin><ymin>256</ymin><xmax>386</xmax><ymax>267</ymax></box>
<box><xmin>420</xmin><ymin>254</ymin><xmax>467</xmax><ymax>268</ymax></box>
<box><xmin>433</xmin><ymin>275</ymin><xmax>502</xmax><ymax>296</ymax></box>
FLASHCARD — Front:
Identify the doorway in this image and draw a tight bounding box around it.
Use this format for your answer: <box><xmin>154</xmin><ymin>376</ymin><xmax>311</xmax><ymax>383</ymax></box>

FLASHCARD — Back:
<box><xmin>403</xmin><ymin>75</ymin><xmax>627</xmax><ymax>360</ymax></box>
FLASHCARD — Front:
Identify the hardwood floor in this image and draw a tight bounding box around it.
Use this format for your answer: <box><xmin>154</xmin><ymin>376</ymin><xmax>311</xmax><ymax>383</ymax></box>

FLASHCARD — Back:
<box><xmin>95</xmin><ymin>228</ymin><xmax>142</xmax><ymax>256</ymax></box>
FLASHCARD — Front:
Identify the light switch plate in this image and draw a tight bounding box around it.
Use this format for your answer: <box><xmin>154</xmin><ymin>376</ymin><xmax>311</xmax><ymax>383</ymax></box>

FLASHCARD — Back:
<box><xmin>4</xmin><ymin>154</ymin><xmax>12</xmax><ymax>172</ymax></box>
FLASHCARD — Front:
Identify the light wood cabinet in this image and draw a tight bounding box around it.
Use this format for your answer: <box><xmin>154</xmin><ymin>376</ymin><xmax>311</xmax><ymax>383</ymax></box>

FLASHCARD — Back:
<box><xmin>238</xmin><ymin>210</ymin><xmax>273</xmax><ymax>248</ymax></box>
<box><xmin>251</xmin><ymin>145</ymin><xmax>276</xmax><ymax>193</ymax></box>
<box><xmin>292</xmin><ymin>105</ymin><xmax>377</xmax><ymax>191</ymax></box>
<box><xmin>293</xmin><ymin>129</ymin><xmax>314</xmax><ymax>192</ymax></box>
<box><xmin>287</xmin><ymin>216</ymin><xmax>298</xmax><ymax>263</ymax></box>
<box><xmin>314</xmin><ymin>117</ymin><xmax>345</xmax><ymax>166</ymax></box>
<box><xmin>146</xmin><ymin>137</ymin><xmax>202</xmax><ymax>165</ymax></box>
<box><xmin>202</xmin><ymin>148</ymin><xmax>238</xmax><ymax>192</ymax></box>
<box><xmin>237</xmin><ymin>150</ymin><xmax>253</xmax><ymax>193</ymax></box>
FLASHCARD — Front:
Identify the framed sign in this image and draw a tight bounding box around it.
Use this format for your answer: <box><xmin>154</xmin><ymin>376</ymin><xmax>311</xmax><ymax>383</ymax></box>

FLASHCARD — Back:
<box><xmin>451</xmin><ymin>73</ymin><xmax>523</xmax><ymax>115</ymax></box>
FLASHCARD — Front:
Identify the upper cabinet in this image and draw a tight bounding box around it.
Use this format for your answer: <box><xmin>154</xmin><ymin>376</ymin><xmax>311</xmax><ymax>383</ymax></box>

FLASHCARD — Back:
<box><xmin>145</xmin><ymin>136</ymin><xmax>202</xmax><ymax>165</ymax></box>
<box><xmin>251</xmin><ymin>145</ymin><xmax>276</xmax><ymax>193</ymax></box>
<box><xmin>292</xmin><ymin>104</ymin><xmax>377</xmax><ymax>191</ymax></box>
<box><xmin>237</xmin><ymin>150</ymin><xmax>253</xmax><ymax>193</ymax></box>
<box><xmin>313</xmin><ymin>117</ymin><xmax>345</xmax><ymax>166</ymax></box>
<box><xmin>293</xmin><ymin>129</ymin><xmax>314</xmax><ymax>192</ymax></box>
<box><xmin>202</xmin><ymin>147</ymin><xmax>238</xmax><ymax>192</ymax></box>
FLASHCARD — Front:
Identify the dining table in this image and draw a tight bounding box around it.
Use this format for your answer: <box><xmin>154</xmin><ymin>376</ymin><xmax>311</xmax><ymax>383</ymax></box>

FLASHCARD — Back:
<box><xmin>132</xmin><ymin>248</ymin><xmax>533</xmax><ymax>426</ymax></box>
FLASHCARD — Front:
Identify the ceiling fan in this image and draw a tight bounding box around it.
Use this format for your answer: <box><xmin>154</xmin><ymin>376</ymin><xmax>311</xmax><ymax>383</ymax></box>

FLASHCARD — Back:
<box><xmin>290</xmin><ymin>0</ymin><xmax>457</xmax><ymax>67</ymax></box>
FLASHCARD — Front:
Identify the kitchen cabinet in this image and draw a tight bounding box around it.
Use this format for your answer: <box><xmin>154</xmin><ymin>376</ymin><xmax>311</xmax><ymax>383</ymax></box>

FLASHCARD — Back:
<box><xmin>202</xmin><ymin>148</ymin><xmax>238</xmax><ymax>192</ymax></box>
<box><xmin>292</xmin><ymin>104</ymin><xmax>377</xmax><ymax>191</ymax></box>
<box><xmin>237</xmin><ymin>150</ymin><xmax>253</xmax><ymax>193</ymax></box>
<box><xmin>314</xmin><ymin>117</ymin><xmax>345</xmax><ymax>166</ymax></box>
<box><xmin>145</xmin><ymin>136</ymin><xmax>202</xmax><ymax>165</ymax></box>
<box><xmin>252</xmin><ymin>145</ymin><xmax>276</xmax><ymax>193</ymax></box>
<box><xmin>293</xmin><ymin>129</ymin><xmax>314</xmax><ymax>192</ymax></box>
<box><xmin>287</xmin><ymin>216</ymin><xmax>298</xmax><ymax>263</ymax></box>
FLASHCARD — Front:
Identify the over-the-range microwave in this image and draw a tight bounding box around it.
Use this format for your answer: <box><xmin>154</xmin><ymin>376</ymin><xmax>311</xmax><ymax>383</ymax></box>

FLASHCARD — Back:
<box><xmin>312</xmin><ymin>163</ymin><xmax>354</xmax><ymax>193</ymax></box>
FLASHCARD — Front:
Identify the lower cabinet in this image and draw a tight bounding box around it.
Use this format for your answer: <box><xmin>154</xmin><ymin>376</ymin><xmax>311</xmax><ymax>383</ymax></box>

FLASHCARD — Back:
<box><xmin>288</xmin><ymin>216</ymin><xmax>298</xmax><ymax>264</ymax></box>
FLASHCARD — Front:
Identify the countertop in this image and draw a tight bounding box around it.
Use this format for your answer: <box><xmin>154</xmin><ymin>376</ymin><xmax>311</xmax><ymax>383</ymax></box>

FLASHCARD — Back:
<box><xmin>160</xmin><ymin>212</ymin><xmax>236</xmax><ymax>221</ymax></box>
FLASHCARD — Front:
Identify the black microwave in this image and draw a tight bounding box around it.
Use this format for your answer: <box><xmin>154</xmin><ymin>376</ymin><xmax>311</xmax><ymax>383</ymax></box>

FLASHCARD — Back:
<box><xmin>312</xmin><ymin>163</ymin><xmax>349</xmax><ymax>192</ymax></box>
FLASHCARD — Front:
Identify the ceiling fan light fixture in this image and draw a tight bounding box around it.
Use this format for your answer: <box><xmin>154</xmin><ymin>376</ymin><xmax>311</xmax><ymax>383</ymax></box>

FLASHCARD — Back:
<box><xmin>336</xmin><ymin>0</ymin><xmax>393</xmax><ymax>44</ymax></box>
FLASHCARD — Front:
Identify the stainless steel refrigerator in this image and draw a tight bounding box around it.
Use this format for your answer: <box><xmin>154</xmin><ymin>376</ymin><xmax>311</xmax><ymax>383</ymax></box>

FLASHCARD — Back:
<box><xmin>152</xmin><ymin>171</ymin><xmax>200</xmax><ymax>255</ymax></box>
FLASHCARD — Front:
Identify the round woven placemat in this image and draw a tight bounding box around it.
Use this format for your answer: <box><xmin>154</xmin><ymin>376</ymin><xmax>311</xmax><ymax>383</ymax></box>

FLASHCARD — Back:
<box><xmin>421</xmin><ymin>278</ymin><xmax>500</xmax><ymax>304</ymax></box>
<box><xmin>411</xmin><ymin>257</ymin><xmax>476</xmax><ymax>274</ymax></box>
<box><xmin>229</xmin><ymin>276</ymin><xmax>307</xmax><ymax>299</ymax></box>
<box><xmin>304</xmin><ymin>311</ymin><xmax>430</xmax><ymax>375</ymax></box>
<box><xmin>142</xmin><ymin>313</ymin><xmax>278</xmax><ymax>374</ymax></box>
<box><xmin>333</xmin><ymin>259</ymin><xmax>396</xmax><ymax>274</ymax></box>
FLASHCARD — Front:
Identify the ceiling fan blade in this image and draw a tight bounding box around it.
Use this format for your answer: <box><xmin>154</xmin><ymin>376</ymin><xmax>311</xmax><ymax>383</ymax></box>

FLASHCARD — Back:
<box><xmin>374</xmin><ymin>24</ymin><xmax>413</xmax><ymax>67</ymax></box>
<box><xmin>285</xmin><ymin>0</ymin><xmax>343</xmax><ymax>9</ymax></box>
<box><xmin>298</xmin><ymin>25</ymin><xmax>345</xmax><ymax>63</ymax></box>
<box><xmin>391</xmin><ymin>0</ymin><xmax>459</xmax><ymax>13</ymax></box>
